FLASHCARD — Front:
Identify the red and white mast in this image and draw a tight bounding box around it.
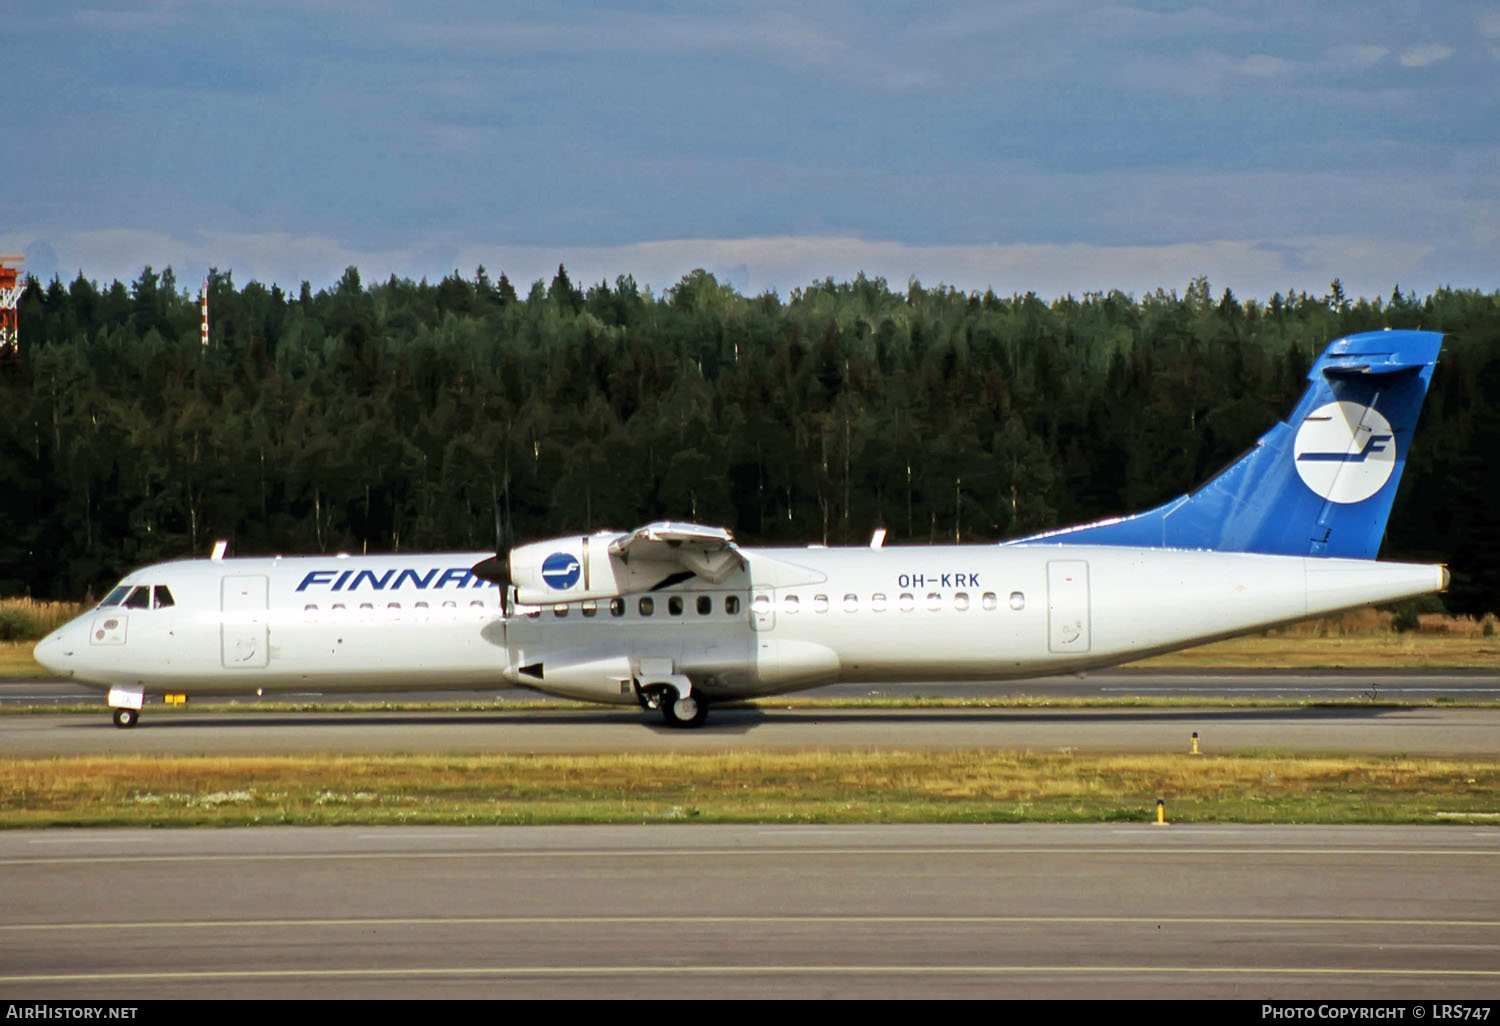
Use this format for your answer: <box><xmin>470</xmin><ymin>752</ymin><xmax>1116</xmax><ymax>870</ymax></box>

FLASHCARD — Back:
<box><xmin>200</xmin><ymin>279</ymin><xmax>209</xmax><ymax>348</ymax></box>
<box><xmin>0</xmin><ymin>254</ymin><xmax>24</xmax><ymax>358</ymax></box>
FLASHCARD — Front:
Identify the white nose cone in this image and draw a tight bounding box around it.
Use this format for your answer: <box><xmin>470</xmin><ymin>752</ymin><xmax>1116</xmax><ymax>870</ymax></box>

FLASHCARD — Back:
<box><xmin>33</xmin><ymin>628</ymin><xmax>73</xmax><ymax>676</ymax></box>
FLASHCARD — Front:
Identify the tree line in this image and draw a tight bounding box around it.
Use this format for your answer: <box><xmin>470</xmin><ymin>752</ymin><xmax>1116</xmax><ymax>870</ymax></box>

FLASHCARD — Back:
<box><xmin>3</xmin><ymin>265</ymin><xmax>1497</xmax><ymax>615</ymax></box>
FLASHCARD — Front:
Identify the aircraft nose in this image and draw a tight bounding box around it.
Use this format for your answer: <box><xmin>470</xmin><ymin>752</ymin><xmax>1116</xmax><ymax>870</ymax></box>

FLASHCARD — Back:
<box><xmin>33</xmin><ymin>626</ymin><xmax>77</xmax><ymax>677</ymax></box>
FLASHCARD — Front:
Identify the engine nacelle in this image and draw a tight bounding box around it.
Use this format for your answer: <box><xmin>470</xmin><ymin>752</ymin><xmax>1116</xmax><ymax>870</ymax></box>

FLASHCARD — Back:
<box><xmin>508</xmin><ymin>533</ymin><xmax>633</xmax><ymax>605</ymax></box>
<box><xmin>507</xmin><ymin>524</ymin><xmax>745</xmax><ymax>605</ymax></box>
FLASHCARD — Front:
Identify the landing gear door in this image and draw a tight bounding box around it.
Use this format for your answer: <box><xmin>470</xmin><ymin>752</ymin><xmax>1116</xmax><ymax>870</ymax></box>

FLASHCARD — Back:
<box><xmin>222</xmin><ymin>574</ymin><xmax>270</xmax><ymax>669</ymax></box>
<box><xmin>1046</xmin><ymin>560</ymin><xmax>1091</xmax><ymax>653</ymax></box>
<box><xmin>751</xmin><ymin>586</ymin><xmax>775</xmax><ymax>632</ymax></box>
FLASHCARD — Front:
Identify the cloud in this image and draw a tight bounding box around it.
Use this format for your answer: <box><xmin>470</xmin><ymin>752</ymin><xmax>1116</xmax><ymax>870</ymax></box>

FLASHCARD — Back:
<box><xmin>1236</xmin><ymin>53</ymin><xmax>1294</xmax><ymax>78</ymax></box>
<box><xmin>1325</xmin><ymin>44</ymin><xmax>1389</xmax><ymax>69</ymax></box>
<box><xmin>19</xmin><ymin>227</ymin><xmax>1443</xmax><ymax>304</ymax></box>
<box><xmin>1481</xmin><ymin>12</ymin><xmax>1500</xmax><ymax>59</ymax></box>
<box><xmin>396</xmin><ymin>7</ymin><xmax>938</xmax><ymax>93</ymax></box>
<box><xmin>1398</xmin><ymin>44</ymin><xmax>1453</xmax><ymax>68</ymax></box>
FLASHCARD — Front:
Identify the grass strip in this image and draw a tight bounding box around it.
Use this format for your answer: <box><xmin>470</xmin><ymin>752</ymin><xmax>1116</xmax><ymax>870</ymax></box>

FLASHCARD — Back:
<box><xmin>3</xmin><ymin>751</ymin><xmax>1496</xmax><ymax>828</ymax></box>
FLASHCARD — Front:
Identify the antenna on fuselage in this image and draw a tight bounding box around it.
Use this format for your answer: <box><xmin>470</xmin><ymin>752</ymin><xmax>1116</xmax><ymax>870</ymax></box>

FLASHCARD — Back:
<box><xmin>211</xmin><ymin>540</ymin><xmax>228</xmax><ymax>560</ymax></box>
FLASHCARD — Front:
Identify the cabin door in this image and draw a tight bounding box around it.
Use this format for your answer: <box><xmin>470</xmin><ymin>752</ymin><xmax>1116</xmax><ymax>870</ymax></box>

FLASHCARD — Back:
<box><xmin>221</xmin><ymin>575</ymin><xmax>270</xmax><ymax>669</ymax></box>
<box><xmin>1046</xmin><ymin>560</ymin><xmax>1091</xmax><ymax>653</ymax></box>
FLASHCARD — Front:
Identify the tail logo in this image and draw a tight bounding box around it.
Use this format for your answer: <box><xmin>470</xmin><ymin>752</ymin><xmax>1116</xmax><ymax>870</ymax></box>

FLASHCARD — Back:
<box><xmin>1293</xmin><ymin>401</ymin><xmax>1396</xmax><ymax>504</ymax></box>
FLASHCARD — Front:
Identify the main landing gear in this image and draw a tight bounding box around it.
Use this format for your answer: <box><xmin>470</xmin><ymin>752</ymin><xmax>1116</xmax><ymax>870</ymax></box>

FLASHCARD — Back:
<box><xmin>661</xmin><ymin>692</ymin><xmax>709</xmax><ymax>728</ymax></box>
<box><xmin>636</xmin><ymin>679</ymin><xmax>710</xmax><ymax>728</ymax></box>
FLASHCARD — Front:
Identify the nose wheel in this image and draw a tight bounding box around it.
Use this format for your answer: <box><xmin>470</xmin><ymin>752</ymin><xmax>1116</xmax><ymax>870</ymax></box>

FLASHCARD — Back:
<box><xmin>112</xmin><ymin>707</ymin><xmax>139</xmax><ymax>729</ymax></box>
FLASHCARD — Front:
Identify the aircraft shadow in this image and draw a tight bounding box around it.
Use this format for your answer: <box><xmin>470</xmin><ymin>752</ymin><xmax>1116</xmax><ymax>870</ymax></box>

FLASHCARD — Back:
<box><xmin>70</xmin><ymin>707</ymin><xmax>771</xmax><ymax>735</ymax></box>
<box><xmin>74</xmin><ymin>704</ymin><xmax>1406</xmax><ymax>734</ymax></box>
<box><xmin>707</xmin><ymin>704</ymin><xmax>1405</xmax><ymax>726</ymax></box>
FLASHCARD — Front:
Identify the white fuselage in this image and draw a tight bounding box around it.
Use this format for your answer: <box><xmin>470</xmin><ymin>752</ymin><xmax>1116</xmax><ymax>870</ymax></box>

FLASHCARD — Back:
<box><xmin>34</xmin><ymin>544</ymin><xmax>1447</xmax><ymax>705</ymax></box>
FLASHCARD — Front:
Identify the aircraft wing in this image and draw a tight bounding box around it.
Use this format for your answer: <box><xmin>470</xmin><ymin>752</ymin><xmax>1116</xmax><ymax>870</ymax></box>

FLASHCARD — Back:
<box><xmin>506</xmin><ymin>521</ymin><xmax>748</xmax><ymax>603</ymax></box>
<box><xmin>607</xmin><ymin>521</ymin><xmax>745</xmax><ymax>583</ymax></box>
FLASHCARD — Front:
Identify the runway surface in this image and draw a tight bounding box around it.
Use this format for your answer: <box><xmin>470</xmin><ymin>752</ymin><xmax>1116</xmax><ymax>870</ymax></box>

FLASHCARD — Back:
<box><xmin>3</xmin><ymin>703</ymin><xmax>1499</xmax><ymax>757</ymax></box>
<box><xmin>1</xmin><ymin>824</ymin><xmax>1496</xmax><ymax>999</ymax></box>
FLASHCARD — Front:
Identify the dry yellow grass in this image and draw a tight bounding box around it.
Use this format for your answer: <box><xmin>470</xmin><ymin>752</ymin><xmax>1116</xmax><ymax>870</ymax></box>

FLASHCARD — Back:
<box><xmin>2</xmin><ymin>751</ymin><xmax>1496</xmax><ymax>827</ymax></box>
<box><xmin>0</xmin><ymin>597</ymin><xmax>84</xmax><ymax>634</ymax></box>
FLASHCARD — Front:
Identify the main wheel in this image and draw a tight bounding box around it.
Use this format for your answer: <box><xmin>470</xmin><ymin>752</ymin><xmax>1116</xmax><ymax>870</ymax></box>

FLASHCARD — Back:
<box><xmin>112</xmin><ymin>707</ymin><xmax>139</xmax><ymax>729</ymax></box>
<box><xmin>661</xmin><ymin>693</ymin><xmax>709</xmax><ymax>728</ymax></box>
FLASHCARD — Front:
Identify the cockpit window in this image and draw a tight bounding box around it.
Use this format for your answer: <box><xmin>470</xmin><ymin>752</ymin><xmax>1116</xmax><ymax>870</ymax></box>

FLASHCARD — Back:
<box><xmin>122</xmin><ymin>587</ymin><xmax>151</xmax><ymax>609</ymax></box>
<box><xmin>153</xmin><ymin>586</ymin><xmax>175</xmax><ymax>609</ymax></box>
<box><xmin>99</xmin><ymin>586</ymin><xmax>131</xmax><ymax>608</ymax></box>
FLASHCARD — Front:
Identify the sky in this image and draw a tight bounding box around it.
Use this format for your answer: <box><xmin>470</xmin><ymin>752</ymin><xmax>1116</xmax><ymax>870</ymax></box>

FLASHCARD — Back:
<box><xmin>4</xmin><ymin>1</ymin><xmax>1498</xmax><ymax>301</ymax></box>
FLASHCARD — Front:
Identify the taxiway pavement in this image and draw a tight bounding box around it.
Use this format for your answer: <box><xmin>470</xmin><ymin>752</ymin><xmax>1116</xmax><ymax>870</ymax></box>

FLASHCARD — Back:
<box><xmin>1</xmin><ymin>824</ymin><xmax>1495</xmax><ymax>999</ymax></box>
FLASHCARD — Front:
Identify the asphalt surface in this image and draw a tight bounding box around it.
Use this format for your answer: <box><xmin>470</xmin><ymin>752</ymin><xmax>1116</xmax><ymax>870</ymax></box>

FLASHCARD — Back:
<box><xmin>1</xmin><ymin>824</ymin><xmax>1496</xmax><ymax>999</ymax></box>
<box><xmin>4</xmin><ymin>672</ymin><xmax>1496</xmax><ymax>1001</ymax></box>
<box><xmin>3</xmin><ymin>703</ymin><xmax>1499</xmax><ymax>757</ymax></box>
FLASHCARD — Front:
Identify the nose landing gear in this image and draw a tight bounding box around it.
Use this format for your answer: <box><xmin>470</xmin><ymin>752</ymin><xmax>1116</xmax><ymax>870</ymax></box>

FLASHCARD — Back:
<box><xmin>107</xmin><ymin>686</ymin><xmax>145</xmax><ymax>729</ymax></box>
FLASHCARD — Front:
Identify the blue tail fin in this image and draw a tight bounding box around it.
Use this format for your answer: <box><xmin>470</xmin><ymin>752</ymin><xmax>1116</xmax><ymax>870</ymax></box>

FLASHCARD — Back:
<box><xmin>1013</xmin><ymin>329</ymin><xmax>1442</xmax><ymax>559</ymax></box>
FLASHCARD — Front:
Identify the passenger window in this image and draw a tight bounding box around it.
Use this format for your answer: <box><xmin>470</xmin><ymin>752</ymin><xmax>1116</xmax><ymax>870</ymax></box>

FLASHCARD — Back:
<box><xmin>333</xmin><ymin>603</ymin><xmax>346</xmax><ymax>611</ymax></box>
<box><xmin>725</xmin><ymin>595</ymin><xmax>741</xmax><ymax>615</ymax></box>
<box><xmin>843</xmin><ymin>593</ymin><xmax>858</xmax><ymax>613</ymax></box>
<box><xmin>153</xmin><ymin>586</ymin><xmax>175</xmax><ymax>609</ymax></box>
<box><xmin>812</xmin><ymin>594</ymin><xmax>829</xmax><ymax>613</ymax></box>
<box><xmin>470</xmin><ymin>600</ymin><xmax>485</xmax><ymax>608</ymax></box>
<box><xmin>359</xmin><ymin>602</ymin><xmax>374</xmax><ymax>610</ymax></box>
<box><xmin>388</xmin><ymin>602</ymin><xmax>401</xmax><ymax>609</ymax></box>
<box><xmin>639</xmin><ymin>597</ymin><xmax>654</xmax><ymax>616</ymax></box>
<box><xmin>610</xmin><ymin>598</ymin><xmax>625</xmax><ymax>617</ymax></box>
<box><xmin>553</xmin><ymin>604</ymin><xmax>568</xmax><ymax>618</ymax></box>
<box><xmin>123</xmin><ymin>587</ymin><xmax>150</xmax><ymax>609</ymax></box>
<box><xmin>982</xmin><ymin>592</ymin><xmax>998</xmax><ymax>611</ymax></box>
<box><xmin>783</xmin><ymin>595</ymin><xmax>800</xmax><ymax>613</ymax></box>
<box><xmin>415</xmin><ymin>601</ymin><xmax>429</xmax><ymax>609</ymax></box>
<box><xmin>954</xmin><ymin>592</ymin><xmax>969</xmax><ymax>611</ymax></box>
<box><xmin>668</xmin><ymin>596</ymin><xmax>684</xmax><ymax>616</ymax></box>
<box><xmin>899</xmin><ymin>593</ymin><xmax>915</xmax><ymax>612</ymax></box>
<box><xmin>582</xmin><ymin>600</ymin><xmax>597</xmax><ymax>618</ymax></box>
<box><xmin>442</xmin><ymin>601</ymin><xmax>456</xmax><ymax>608</ymax></box>
<box><xmin>926</xmin><ymin>592</ymin><xmax>942</xmax><ymax>611</ymax></box>
<box><xmin>697</xmin><ymin>595</ymin><xmax>712</xmax><ymax>615</ymax></box>
<box><xmin>1009</xmin><ymin>591</ymin><xmax>1026</xmax><ymax>611</ymax></box>
<box><xmin>871</xmin><ymin>593</ymin><xmax>887</xmax><ymax>612</ymax></box>
<box><xmin>751</xmin><ymin>594</ymin><xmax>771</xmax><ymax>615</ymax></box>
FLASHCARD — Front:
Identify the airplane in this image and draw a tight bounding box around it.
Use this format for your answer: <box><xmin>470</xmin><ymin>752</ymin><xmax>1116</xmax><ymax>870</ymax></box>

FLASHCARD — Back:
<box><xmin>34</xmin><ymin>329</ymin><xmax>1449</xmax><ymax>729</ymax></box>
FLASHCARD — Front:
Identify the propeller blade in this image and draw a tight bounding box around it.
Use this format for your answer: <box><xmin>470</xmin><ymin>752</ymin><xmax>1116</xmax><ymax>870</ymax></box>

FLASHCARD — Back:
<box><xmin>471</xmin><ymin>466</ymin><xmax>515</xmax><ymax>614</ymax></box>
